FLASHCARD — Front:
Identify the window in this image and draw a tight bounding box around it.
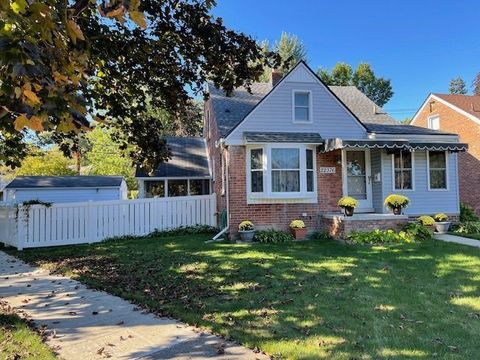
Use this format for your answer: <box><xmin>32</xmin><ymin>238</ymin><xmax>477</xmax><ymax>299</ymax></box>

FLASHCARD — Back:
<box><xmin>248</xmin><ymin>145</ymin><xmax>316</xmax><ymax>197</ymax></box>
<box><xmin>168</xmin><ymin>180</ymin><xmax>188</xmax><ymax>197</ymax></box>
<box><xmin>145</xmin><ymin>181</ymin><xmax>165</xmax><ymax>198</ymax></box>
<box><xmin>393</xmin><ymin>151</ymin><xmax>413</xmax><ymax>190</ymax></box>
<box><xmin>250</xmin><ymin>148</ymin><xmax>264</xmax><ymax>192</ymax></box>
<box><xmin>428</xmin><ymin>115</ymin><xmax>440</xmax><ymax>130</ymax></box>
<box><xmin>189</xmin><ymin>179</ymin><xmax>211</xmax><ymax>196</ymax></box>
<box><xmin>272</xmin><ymin>148</ymin><xmax>300</xmax><ymax>192</ymax></box>
<box><xmin>293</xmin><ymin>91</ymin><xmax>311</xmax><ymax>122</ymax></box>
<box><xmin>428</xmin><ymin>151</ymin><xmax>447</xmax><ymax>189</ymax></box>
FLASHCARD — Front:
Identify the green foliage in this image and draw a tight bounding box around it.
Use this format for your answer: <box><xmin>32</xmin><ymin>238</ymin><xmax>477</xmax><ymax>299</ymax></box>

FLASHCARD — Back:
<box><xmin>15</xmin><ymin>147</ymin><xmax>76</xmax><ymax>176</ymax></box>
<box><xmin>0</xmin><ymin>0</ymin><xmax>277</xmax><ymax>170</ymax></box>
<box><xmin>254</xmin><ymin>229</ymin><xmax>294</xmax><ymax>243</ymax></box>
<box><xmin>309</xmin><ymin>231</ymin><xmax>333</xmax><ymax>241</ymax></box>
<box><xmin>21</xmin><ymin>200</ymin><xmax>52</xmax><ymax>207</ymax></box>
<box><xmin>346</xmin><ymin>229</ymin><xmax>414</xmax><ymax>244</ymax></box>
<box><xmin>451</xmin><ymin>221</ymin><xmax>480</xmax><ymax>234</ymax></box>
<box><xmin>473</xmin><ymin>72</ymin><xmax>480</xmax><ymax>95</ymax></box>
<box><xmin>317</xmin><ymin>62</ymin><xmax>393</xmax><ymax>107</ymax></box>
<box><xmin>84</xmin><ymin>127</ymin><xmax>136</xmax><ymax>190</ymax></box>
<box><xmin>460</xmin><ymin>203</ymin><xmax>479</xmax><ymax>222</ymax></box>
<box><xmin>449</xmin><ymin>77</ymin><xmax>468</xmax><ymax>94</ymax></box>
<box><xmin>149</xmin><ymin>225</ymin><xmax>218</xmax><ymax>238</ymax></box>
<box><xmin>417</xmin><ymin>215</ymin><xmax>435</xmax><ymax>226</ymax></box>
<box><xmin>402</xmin><ymin>222</ymin><xmax>433</xmax><ymax>241</ymax></box>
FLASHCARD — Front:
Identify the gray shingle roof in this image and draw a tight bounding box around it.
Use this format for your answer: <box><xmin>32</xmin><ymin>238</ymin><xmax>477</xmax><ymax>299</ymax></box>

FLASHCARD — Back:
<box><xmin>135</xmin><ymin>137</ymin><xmax>210</xmax><ymax>178</ymax></box>
<box><xmin>244</xmin><ymin>132</ymin><xmax>323</xmax><ymax>143</ymax></box>
<box><xmin>6</xmin><ymin>176</ymin><xmax>124</xmax><ymax>189</ymax></box>
<box><xmin>209</xmin><ymin>82</ymin><xmax>456</xmax><ymax>138</ymax></box>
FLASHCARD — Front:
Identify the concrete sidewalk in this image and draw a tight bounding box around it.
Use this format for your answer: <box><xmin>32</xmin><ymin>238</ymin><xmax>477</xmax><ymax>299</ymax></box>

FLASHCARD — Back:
<box><xmin>0</xmin><ymin>251</ymin><xmax>267</xmax><ymax>360</ymax></box>
<box><xmin>434</xmin><ymin>234</ymin><xmax>480</xmax><ymax>248</ymax></box>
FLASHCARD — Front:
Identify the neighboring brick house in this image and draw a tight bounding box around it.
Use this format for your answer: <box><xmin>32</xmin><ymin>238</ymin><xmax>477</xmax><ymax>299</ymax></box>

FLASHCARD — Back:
<box><xmin>138</xmin><ymin>62</ymin><xmax>468</xmax><ymax>239</ymax></box>
<box><xmin>411</xmin><ymin>94</ymin><xmax>480</xmax><ymax>214</ymax></box>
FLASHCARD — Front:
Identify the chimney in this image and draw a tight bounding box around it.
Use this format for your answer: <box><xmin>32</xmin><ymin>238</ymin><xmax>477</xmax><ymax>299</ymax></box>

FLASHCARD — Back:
<box><xmin>271</xmin><ymin>69</ymin><xmax>283</xmax><ymax>86</ymax></box>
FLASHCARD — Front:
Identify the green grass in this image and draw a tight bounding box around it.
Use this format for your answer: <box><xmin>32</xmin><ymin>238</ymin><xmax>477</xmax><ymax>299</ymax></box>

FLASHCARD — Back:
<box><xmin>4</xmin><ymin>235</ymin><xmax>480</xmax><ymax>359</ymax></box>
<box><xmin>448</xmin><ymin>232</ymin><xmax>480</xmax><ymax>241</ymax></box>
<box><xmin>0</xmin><ymin>301</ymin><xmax>57</xmax><ymax>360</ymax></box>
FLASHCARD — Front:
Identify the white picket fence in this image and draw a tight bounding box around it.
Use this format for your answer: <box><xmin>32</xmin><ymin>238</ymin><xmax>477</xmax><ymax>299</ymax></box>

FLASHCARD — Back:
<box><xmin>0</xmin><ymin>194</ymin><xmax>216</xmax><ymax>250</ymax></box>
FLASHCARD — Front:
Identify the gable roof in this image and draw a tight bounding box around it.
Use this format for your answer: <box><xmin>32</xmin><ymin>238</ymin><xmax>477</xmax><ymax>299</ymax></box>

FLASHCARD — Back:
<box><xmin>135</xmin><ymin>136</ymin><xmax>210</xmax><ymax>178</ymax></box>
<box><xmin>433</xmin><ymin>93</ymin><xmax>480</xmax><ymax>120</ymax></box>
<box><xmin>6</xmin><ymin>176</ymin><xmax>124</xmax><ymax>189</ymax></box>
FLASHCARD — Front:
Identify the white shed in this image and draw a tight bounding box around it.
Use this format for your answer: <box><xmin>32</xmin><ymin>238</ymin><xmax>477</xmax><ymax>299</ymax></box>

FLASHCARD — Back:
<box><xmin>4</xmin><ymin>176</ymin><xmax>128</xmax><ymax>203</ymax></box>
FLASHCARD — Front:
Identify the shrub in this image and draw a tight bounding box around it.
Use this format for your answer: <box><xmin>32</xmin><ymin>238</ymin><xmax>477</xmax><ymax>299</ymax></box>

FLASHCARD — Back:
<box><xmin>402</xmin><ymin>222</ymin><xmax>433</xmax><ymax>241</ymax></box>
<box><xmin>384</xmin><ymin>194</ymin><xmax>410</xmax><ymax>209</ymax></box>
<box><xmin>418</xmin><ymin>215</ymin><xmax>435</xmax><ymax>226</ymax></box>
<box><xmin>289</xmin><ymin>220</ymin><xmax>305</xmax><ymax>229</ymax></box>
<box><xmin>460</xmin><ymin>203</ymin><xmax>479</xmax><ymax>222</ymax></box>
<box><xmin>346</xmin><ymin>229</ymin><xmax>414</xmax><ymax>244</ymax></box>
<box><xmin>434</xmin><ymin>213</ymin><xmax>448</xmax><ymax>222</ymax></box>
<box><xmin>255</xmin><ymin>229</ymin><xmax>294</xmax><ymax>243</ymax></box>
<box><xmin>238</xmin><ymin>220</ymin><xmax>254</xmax><ymax>231</ymax></box>
<box><xmin>337</xmin><ymin>196</ymin><xmax>358</xmax><ymax>209</ymax></box>
<box><xmin>150</xmin><ymin>225</ymin><xmax>218</xmax><ymax>237</ymax></box>
<box><xmin>451</xmin><ymin>221</ymin><xmax>480</xmax><ymax>234</ymax></box>
<box><xmin>309</xmin><ymin>231</ymin><xmax>333</xmax><ymax>241</ymax></box>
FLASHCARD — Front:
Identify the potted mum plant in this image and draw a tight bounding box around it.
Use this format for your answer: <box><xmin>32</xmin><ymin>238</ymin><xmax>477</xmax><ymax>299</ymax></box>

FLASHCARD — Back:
<box><xmin>338</xmin><ymin>196</ymin><xmax>358</xmax><ymax>216</ymax></box>
<box><xmin>384</xmin><ymin>194</ymin><xmax>410</xmax><ymax>215</ymax></box>
<box><xmin>290</xmin><ymin>219</ymin><xmax>307</xmax><ymax>240</ymax></box>
<box><xmin>238</xmin><ymin>220</ymin><xmax>255</xmax><ymax>242</ymax></box>
<box><xmin>418</xmin><ymin>215</ymin><xmax>436</xmax><ymax>233</ymax></box>
<box><xmin>433</xmin><ymin>213</ymin><xmax>451</xmax><ymax>234</ymax></box>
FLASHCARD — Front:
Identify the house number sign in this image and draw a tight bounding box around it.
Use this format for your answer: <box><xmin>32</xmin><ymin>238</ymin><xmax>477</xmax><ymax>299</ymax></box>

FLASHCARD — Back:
<box><xmin>319</xmin><ymin>167</ymin><xmax>336</xmax><ymax>174</ymax></box>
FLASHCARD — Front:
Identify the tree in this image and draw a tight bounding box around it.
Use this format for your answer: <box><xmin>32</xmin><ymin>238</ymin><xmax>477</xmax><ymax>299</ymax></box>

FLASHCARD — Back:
<box><xmin>449</xmin><ymin>77</ymin><xmax>467</xmax><ymax>94</ymax></box>
<box><xmin>473</xmin><ymin>73</ymin><xmax>480</xmax><ymax>95</ymax></box>
<box><xmin>15</xmin><ymin>148</ymin><xmax>76</xmax><ymax>176</ymax></box>
<box><xmin>84</xmin><ymin>127</ymin><xmax>137</xmax><ymax>190</ymax></box>
<box><xmin>259</xmin><ymin>32</ymin><xmax>306</xmax><ymax>81</ymax></box>
<box><xmin>0</xmin><ymin>0</ymin><xmax>278</xmax><ymax>171</ymax></box>
<box><xmin>317</xmin><ymin>62</ymin><xmax>393</xmax><ymax>107</ymax></box>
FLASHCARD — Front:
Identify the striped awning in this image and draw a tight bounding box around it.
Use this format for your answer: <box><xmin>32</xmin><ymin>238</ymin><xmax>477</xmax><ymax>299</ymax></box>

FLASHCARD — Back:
<box><xmin>322</xmin><ymin>138</ymin><xmax>468</xmax><ymax>153</ymax></box>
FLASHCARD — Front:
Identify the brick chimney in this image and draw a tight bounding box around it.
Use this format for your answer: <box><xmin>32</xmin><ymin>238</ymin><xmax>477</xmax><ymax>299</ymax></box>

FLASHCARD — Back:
<box><xmin>271</xmin><ymin>69</ymin><xmax>283</xmax><ymax>86</ymax></box>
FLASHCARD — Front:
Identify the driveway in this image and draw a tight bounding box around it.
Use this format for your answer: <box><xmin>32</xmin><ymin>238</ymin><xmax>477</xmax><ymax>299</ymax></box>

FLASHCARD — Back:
<box><xmin>0</xmin><ymin>251</ymin><xmax>267</xmax><ymax>360</ymax></box>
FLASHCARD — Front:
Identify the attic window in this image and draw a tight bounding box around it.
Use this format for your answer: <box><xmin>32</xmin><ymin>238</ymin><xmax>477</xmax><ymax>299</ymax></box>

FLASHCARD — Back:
<box><xmin>293</xmin><ymin>90</ymin><xmax>312</xmax><ymax>123</ymax></box>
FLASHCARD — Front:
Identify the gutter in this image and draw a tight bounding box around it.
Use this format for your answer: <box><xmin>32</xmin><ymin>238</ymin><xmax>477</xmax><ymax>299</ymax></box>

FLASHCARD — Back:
<box><xmin>209</xmin><ymin>138</ymin><xmax>229</xmax><ymax>242</ymax></box>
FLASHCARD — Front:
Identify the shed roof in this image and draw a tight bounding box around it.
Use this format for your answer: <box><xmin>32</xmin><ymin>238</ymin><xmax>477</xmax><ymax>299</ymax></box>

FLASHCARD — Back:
<box><xmin>6</xmin><ymin>176</ymin><xmax>124</xmax><ymax>189</ymax></box>
<box><xmin>135</xmin><ymin>136</ymin><xmax>210</xmax><ymax>178</ymax></box>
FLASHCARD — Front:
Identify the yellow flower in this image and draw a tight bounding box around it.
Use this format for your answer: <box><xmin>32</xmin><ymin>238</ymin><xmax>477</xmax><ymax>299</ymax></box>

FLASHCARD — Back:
<box><xmin>289</xmin><ymin>220</ymin><xmax>305</xmax><ymax>229</ymax></box>
<box><xmin>384</xmin><ymin>194</ymin><xmax>410</xmax><ymax>209</ymax></box>
<box><xmin>337</xmin><ymin>196</ymin><xmax>358</xmax><ymax>209</ymax></box>
<box><xmin>418</xmin><ymin>215</ymin><xmax>435</xmax><ymax>226</ymax></box>
<box><xmin>434</xmin><ymin>213</ymin><xmax>448</xmax><ymax>222</ymax></box>
<box><xmin>238</xmin><ymin>220</ymin><xmax>254</xmax><ymax>231</ymax></box>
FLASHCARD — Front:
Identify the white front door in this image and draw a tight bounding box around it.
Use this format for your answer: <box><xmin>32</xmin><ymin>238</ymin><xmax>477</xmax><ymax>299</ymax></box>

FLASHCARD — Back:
<box><xmin>342</xmin><ymin>149</ymin><xmax>373</xmax><ymax>211</ymax></box>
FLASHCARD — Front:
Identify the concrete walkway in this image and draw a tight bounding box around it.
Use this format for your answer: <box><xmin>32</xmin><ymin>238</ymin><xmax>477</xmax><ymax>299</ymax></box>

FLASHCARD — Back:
<box><xmin>0</xmin><ymin>251</ymin><xmax>267</xmax><ymax>360</ymax></box>
<box><xmin>434</xmin><ymin>234</ymin><xmax>480</xmax><ymax>248</ymax></box>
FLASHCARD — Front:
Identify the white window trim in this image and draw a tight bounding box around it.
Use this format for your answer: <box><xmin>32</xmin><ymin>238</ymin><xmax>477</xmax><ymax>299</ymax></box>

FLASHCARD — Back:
<box><xmin>246</xmin><ymin>143</ymin><xmax>317</xmax><ymax>199</ymax></box>
<box><xmin>427</xmin><ymin>150</ymin><xmax>449</xmax><ymax>191</ymax></box>
<box><xmin>292</xmin><ymin>89</ymin><xmax>313</xmax><ymax>124</ymax></box>
<box><xmin>391</xmin><ymin>150</ymin><xmax>415</xmax><ymax>191</ymax></box>
<box><xmin>428</xmin><ymin>115</ymin><xmax>440</xmax><ymax>130</ymax></box>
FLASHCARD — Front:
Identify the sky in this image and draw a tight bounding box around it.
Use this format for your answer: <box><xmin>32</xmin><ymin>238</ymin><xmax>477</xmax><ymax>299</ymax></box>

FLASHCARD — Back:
<box><xmin>212</xmin><ymin>0</ymin><xmax>480</xmax><ymax>120</ymax></box>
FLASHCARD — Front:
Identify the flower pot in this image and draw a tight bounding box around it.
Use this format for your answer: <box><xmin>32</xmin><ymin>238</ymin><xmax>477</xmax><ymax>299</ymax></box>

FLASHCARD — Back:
<box><xmin>434</xmin><ymin>222</ymin><xmax>451</xmax><ymax>234</ymax></box>
<box><xmin>392</xmin><ymin>206</ymin><xmax>402</xmax><ymax>215</ymax></box>
<box><xmin>238</xmin><ymin>229</ymin><xmax>255</xmax><ymax>242</ymax></box>
<box><xmin>343</xmin><ymin>206</ymin><xmax>355</xmax><ymax>217</ymax></box>
<box><xmin>291</xmin><ymin>227</ymin><xmax>307</xmax><ymax>240</ymax></box>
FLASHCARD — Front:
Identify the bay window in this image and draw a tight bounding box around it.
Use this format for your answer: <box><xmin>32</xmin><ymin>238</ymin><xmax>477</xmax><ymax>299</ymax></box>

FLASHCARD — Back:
<box><xmin>248</xmin><ymin>144</ymin><xmax>316</xmax><ymax>198</ymax></box>
<box><xmin>393</xmin><ymin>150</ymin><xmax>413</xmax><ymax>190</ymax></box>
<box><xmin>428</xmin><ymin>151</ymin><xmax>448</xmax><ymax>190</ymax></box>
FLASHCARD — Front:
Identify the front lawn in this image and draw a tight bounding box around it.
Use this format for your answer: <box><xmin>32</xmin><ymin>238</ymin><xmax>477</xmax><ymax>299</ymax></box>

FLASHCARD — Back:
<box><xmin>4</xmin><ymin>235</ymin><xmax>480</xmax><ymax>359</ymax></box>
<box><xmin>0</xmin><ymin>301</ymin><xmax>57</xmax><ymax>360</ymax></box>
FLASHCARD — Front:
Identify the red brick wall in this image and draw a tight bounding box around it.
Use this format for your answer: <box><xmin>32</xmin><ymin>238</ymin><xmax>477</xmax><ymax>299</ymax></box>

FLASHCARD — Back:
<box><xmin>227</xmin><ymin>146</ymin><xmax>343</xmax><ymax>238</ymax></box>
<box><xmin>414</xmin><ymin>99</ymin><xmax>480</xmax><ymax>213</ymax></box>
<box><xmin>322</xmin><ymin>217</ymin><xmax>409</xmax><ymax>239</ymax></box>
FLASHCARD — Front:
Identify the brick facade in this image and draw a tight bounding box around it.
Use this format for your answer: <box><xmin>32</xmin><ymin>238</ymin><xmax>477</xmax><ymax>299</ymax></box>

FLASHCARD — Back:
<box><xmin>413</xmin><ymin>99</ymin><xmax>480</xmax><ymax>214</ymax></box>
<box><xmin>321</xmin><ymin>216</ymin><xmax>409</xmax><ymax>239</ymax></box>
<box><xmin>227</xmin><ymin>146</ymin><xmax>343</xmax><ymax>238</ymax></box>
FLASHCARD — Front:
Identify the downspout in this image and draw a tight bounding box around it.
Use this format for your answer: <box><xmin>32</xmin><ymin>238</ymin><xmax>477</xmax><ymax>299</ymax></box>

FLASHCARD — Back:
<box><xmin>210</xmin><ymin>139</ymin><xmax>229</xmax><ymax>242</ymax></box>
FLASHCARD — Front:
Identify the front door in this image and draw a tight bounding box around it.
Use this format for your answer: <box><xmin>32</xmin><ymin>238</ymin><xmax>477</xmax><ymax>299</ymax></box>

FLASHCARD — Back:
<box><xmin>342</xmin><ymin>149</ymin><xmax>373</xmax><ymax>211</ymax></box>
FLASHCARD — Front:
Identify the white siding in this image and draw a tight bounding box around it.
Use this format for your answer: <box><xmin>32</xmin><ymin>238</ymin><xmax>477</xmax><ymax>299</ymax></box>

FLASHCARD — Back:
<box><xmin>381</xmin><ymin>151</ymin><xmax>459</xmax><ymax>215</ymax></box>
<box><xmin>226</xmin><ymin>64</ymin><xmax>367</xmax><ymax>143</ymax></box>
<box><xmin>8</xmin><ymin>188</ymin><xmax>122</xmax><ymax>203</ymax></box>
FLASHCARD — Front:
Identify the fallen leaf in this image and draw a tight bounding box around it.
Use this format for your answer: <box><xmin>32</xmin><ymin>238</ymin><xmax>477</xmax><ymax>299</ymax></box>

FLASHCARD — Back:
<box><xmin>129</xmin><ymin>10</ymin><xmax>147</xmax><ymax>28</ymax></box>
<box><xmin>23</xmin><ymin>89</ymin><xmax>41</xmax><ymax>105</ymax></box>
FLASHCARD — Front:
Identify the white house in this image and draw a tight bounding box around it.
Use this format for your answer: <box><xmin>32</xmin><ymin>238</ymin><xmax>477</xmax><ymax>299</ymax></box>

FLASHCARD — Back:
<box><xmin>4</xmin><ymin>176</ymin><xmax>128</xmax><ymax>203</ymax></box>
